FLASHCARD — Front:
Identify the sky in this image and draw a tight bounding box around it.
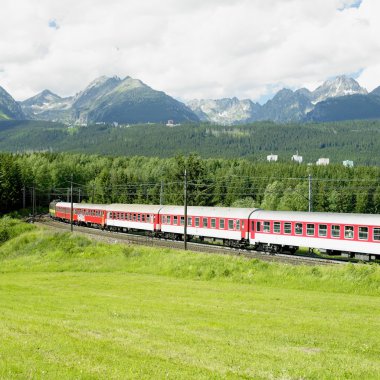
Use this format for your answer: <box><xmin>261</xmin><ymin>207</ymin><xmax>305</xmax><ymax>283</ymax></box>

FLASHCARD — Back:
<box><xmin>0</xmin><ymin>0</ymin><xmax>379</xmax><ymax>103</ymax></box>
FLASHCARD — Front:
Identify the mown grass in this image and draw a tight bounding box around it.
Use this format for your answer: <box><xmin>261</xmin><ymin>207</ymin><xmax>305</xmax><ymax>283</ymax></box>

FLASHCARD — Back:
<box><xmin>0</xmin><ymin>219</ymin><xmax>380</xmax><ymax>379</ymax></box>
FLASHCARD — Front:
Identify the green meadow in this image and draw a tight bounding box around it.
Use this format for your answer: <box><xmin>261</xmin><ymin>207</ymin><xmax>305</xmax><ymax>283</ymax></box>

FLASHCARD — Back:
<box><xmin>0</xmin><ymin>218</ymin><xmax>379</xmax><ymax>379</ymax></box>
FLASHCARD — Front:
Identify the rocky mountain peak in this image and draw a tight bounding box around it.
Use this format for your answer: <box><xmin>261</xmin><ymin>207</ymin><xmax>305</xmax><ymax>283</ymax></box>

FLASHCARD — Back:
<box><xmin>312</xmin><ymin>75</ymin><xmax>367</xmax><ymax>104</ymax></box>
<box><xmin>21</xmin><ymin>89</ymin><xmax>62</xmax><ymax>107</ymax></box>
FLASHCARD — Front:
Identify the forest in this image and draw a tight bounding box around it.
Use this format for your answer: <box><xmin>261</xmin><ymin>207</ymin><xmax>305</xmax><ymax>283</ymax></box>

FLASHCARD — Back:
<box><xmin>1</xmin><ymin>152</ymin><xmax>379</xmax><ymax>215</ymax></box>
<box><xmin>0</xmin><ymin>119</ymin><xmax>379</xmax><ymax>165</ymax></box>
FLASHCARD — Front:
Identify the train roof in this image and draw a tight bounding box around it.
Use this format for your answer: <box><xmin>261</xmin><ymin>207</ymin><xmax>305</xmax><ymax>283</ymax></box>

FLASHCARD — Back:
<box><xmin>253</xmin><ymin>210</ymin><xmax>380</xmax><ymax>225</ymax></box>
<box><xmin>160</xmin><ymin>206</ymin><xmax>259</xmax><ymax>219</ymax></box>
<box><xmin>105</xmin><ymin>204</ymin><xmax>164</xmax><ymax>213</ymax></box>
<box><xmin>56</xmin><ymin>202</ymin><xmax>108</xmax><ymax>210</ymax></box>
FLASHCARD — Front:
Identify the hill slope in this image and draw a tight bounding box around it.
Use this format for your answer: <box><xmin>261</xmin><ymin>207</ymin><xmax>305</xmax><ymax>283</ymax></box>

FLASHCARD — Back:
<box><xmin>0</xmin><ymin>119</ymin><xmax>379</xmax><ymax>165</ymax></box>
<box><xmin>306</xmin><ymin>94</ymin><xmax>380</xmax><ymax>122</ymax></box>
<box><xmin>0</xmin><ymin>220</ymin><xmax>379</xmax><ymax>379</ymax></box>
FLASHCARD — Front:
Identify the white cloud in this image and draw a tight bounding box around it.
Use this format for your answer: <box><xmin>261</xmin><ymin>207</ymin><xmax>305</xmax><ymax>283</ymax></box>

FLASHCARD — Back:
<box><xmin>0</xmin><ymin>0</ymin><xmax>379</xmax><ymax>102</ymax></box>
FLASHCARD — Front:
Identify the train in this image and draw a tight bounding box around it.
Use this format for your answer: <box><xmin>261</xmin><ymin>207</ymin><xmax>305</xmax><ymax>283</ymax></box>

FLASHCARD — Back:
<box><xmin>49</xmin><ymin>200</ymin><xmax>380</xmax><ymax>261</ymax></box>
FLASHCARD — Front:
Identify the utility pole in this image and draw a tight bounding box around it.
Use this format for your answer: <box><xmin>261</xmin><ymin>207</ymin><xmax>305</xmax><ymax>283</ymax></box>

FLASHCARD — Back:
<box><xmin>30</xmin><ymin>187</ymin><xmax>33</xmax><ymax>213</ymax></box>
<box><xmin>70</xmin><ymin>174</ymin><xmax>74</xmax><ymax>232</ymax></box>
<box><xmin>92</xmin><ymin>184</ymin><xmax>95</xmax><ymax>203</ymax></box>
<box><xmin>184</xmin><ymin>169</ymin><xmax>188</xmax><ymax>250</ymax></box>
<box><xmin>22</xmin><ymin>185</ymin><xmax>25</xmax><ymax>209</ymax></box>
<box><xmin>160</xmin><ymin>181</ymin><xmax>164</xmax><ymax>205</ymax></box>
<box><xmin>78</xmin><ymin>188</ymin><xmax>81</xmax><ymax>203</ymax></box>
<box><xmin>32</xmin><ymin>185</ymin><xmax>35</xmax><ymax>217</ymax></box>
<box><xmin>34</xmin><ymin>186</ymin><xmax>37</xmax><ymax>217</ymax></box>
<box><xmin>308</xmin><ymin>174</ymin><xmax>312</xmax><ymax>212</ymax></box>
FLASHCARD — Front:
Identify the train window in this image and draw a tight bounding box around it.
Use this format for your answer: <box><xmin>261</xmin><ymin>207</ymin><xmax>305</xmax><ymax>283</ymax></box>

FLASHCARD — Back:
<box><xmin>236</xmin><ymin>220</ymin><xmax>240</xmax><ymax>231</ymax></box>
<box><xmin>195</xmin><ymin>217</ymin><xmax>200</xmax><ymax>227</ymax></box>
<box><xmin>359</xmin><ymin>227</ymin><xmax>368</xmax><ymax>240</ymax></box>
<box><xmin>295</xmin><ymin>223</ymin><xmax>303</xmax><ymax>235</ymax></box>
<box><xmin>142</xmin><ymin>214</ymin><xmax>146</xmax><ymax>222</ymax></box>
<box><xmin>373</xmin><ymin>228</ymin><xmax>380</xmax><ymax>241</ymax></box>
<box><xmin>307</xmin><ymin>224</ymin><xmax>315</xmax><ymax>236</ymax></box>
<box><xmin>284</xmin><ymin>223</ymin><xmax>291</xmax><ymax>234</ymax></box>
<box><xmin>228</xmin><ymin>219</ymin><xmax>234</xmax><ymax>230</ymax></box>
<box><xmin>345</xmin><ymin>226</ymin><xmax>354</xmax><ymax>239</ymax></box>
<box><xmin>331</xmin><ymin>225</ymin><xmax>340</xmax><ymax>238</ymax></box>
<box><xmin>167</xmin><ymin>215</ymin><xmax>171</xmax><ymax>224</ymax></box>
<box><xmin>211</xmin><ymin>218</ymin><xmax>216</xmax><ymax>228</ymax></box>
<box><xmin>241</xmin><ymin>221</ymin><xmax>245</xmax><ymax>230</ymax></box>
<box><xmin>174</xmin><ymin>216</ymin><xmax>178</xmax><ymax>225</ymax></box>
<box><xmin>162</xmin><ymin>216</ymin><xmax>166</xmax><ymax>224</ymax></box>
<box><xmin>137</xmin><ymin>214</ymin><xmax>140</xmax><ymax>222</ymax></box>
<box><xmin>180</xmin><ymin>216</ymin><xmax>185</xmax><ymax>225</ymax></box>
<box><xmin>256</xmin><ymin>221</ymin><xmax>261</xmax><ymax>232</ymax></box>
<box><xmin>263</xmin><ymin>221</ymin><xmax>270</xmax><ymax>233</ymax></box>
<box><xmin>220</xmin><ymin>219</ymin><xmax>225</xmax><ymax>229</ymax></box>
<box><xmin>319</xmin><ymin>225</ymin><xmax>327</xmax><ymax>237</ymax></box>
<box><xmin>188</xmin><ymin>217</ymin><xmax>192</xmax><ymax>226</ymax></box>
<box><xmin>203</xmin><ymin>218</ymin><xmax>208</xmax><ymax>228</ymax></box>
<box><xmin>273</xmin><ymin>222</ymin><xmax>281</xmax><ymax>233</ymax></box>
<box><xmin>133</xmin><ymin>214</ymin><xmax>136</xmax><ymax>221</ymax></box>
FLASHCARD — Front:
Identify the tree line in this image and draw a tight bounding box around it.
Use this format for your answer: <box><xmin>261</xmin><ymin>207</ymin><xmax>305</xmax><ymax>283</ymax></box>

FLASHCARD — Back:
<box><xmin>1</xmin><ymin>152</ymin><xmax>379</xmax><ymax>214</ymax></box>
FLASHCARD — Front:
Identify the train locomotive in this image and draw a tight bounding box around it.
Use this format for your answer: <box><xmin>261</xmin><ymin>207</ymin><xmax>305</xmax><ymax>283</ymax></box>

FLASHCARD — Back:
<box><xmin>49</xmin><ymin>200</ymin><xmax>380</xmax><ymax>261</ymax></box>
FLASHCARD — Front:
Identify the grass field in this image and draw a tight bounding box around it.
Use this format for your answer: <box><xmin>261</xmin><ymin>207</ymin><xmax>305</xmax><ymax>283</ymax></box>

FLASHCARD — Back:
<box><xmin>0</xmin><ymin>218</ymin><xmax>380</xmax><ymax>379</ymax></box>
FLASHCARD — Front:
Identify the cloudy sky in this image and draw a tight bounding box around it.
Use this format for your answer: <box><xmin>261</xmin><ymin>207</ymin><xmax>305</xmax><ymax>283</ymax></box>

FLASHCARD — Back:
<box><xmin>0</xmin><ymin>0</ymin><xmax>379</xmax><ymax>102</ymax></box>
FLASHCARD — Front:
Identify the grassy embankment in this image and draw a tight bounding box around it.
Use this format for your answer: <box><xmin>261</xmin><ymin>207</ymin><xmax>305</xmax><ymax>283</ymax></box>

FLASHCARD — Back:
<box><xmin>0</xmin><ymin>217</ymin><xmax>379</xmax><ymax>379</ymax></box>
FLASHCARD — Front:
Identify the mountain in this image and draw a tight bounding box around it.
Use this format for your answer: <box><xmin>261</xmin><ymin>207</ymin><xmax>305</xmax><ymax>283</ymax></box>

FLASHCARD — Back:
<box><xmin>0</xmin><ymin>86</ymin><xmax>24</xmax><ymax>120</ymax></box>
<box><xmin>311</xmin><ymin>75</ymin><xmax>367</xmax><ymax>104</ymax></box>
<box><xmin>77</xmin><ymin>76</ymin><xmax>199</xmax><ymax>124</ymax></box>
<box><xmin>21</xmin><ymin>89</ymin><xmax>73</xmax><ymax>122</ymax></box>
<box><xmin>255</xmin><ymin>88</ymin><xmax>313</xmax><ymax>123</ymax></box>
<box><xmin>371</xmin><ymin>86</ymin><xmax>380</xmax><ymax>97</ymax></box>
<box><xmin>187</xmin><ymin>76</ymin><xmax>373</xmax><ymax>124</ymax></box>
<box><xmin>187</xmin><ymin>97</ymin><xmax>261</xmax><ymax>125</ymax></box>
<box><xmin>306</xmin><ymin>94</ymin><xmax>380</xmax><ymax>122</ymax></box>
<box><xmin>22</xmin><ymin>89</ymin><xmax>62</xmax><ymax>107</ymax></box>
<box><xmin>21</xmin><ymin>76</ymin><xmax>199</xmax><ymax>124</ymax></box>
<box><xmin>10</xmin><ymin>74</ymin><xmax>380</xmax><ymax>125</ymax></box>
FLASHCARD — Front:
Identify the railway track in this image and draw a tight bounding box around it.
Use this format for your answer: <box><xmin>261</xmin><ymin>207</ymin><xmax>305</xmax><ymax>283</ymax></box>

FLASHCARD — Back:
<box><xmin>35</xmin><ymin>217</ymin><xmax>347</xmax><ymax>266</ymax></box>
